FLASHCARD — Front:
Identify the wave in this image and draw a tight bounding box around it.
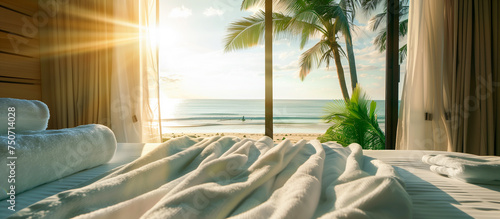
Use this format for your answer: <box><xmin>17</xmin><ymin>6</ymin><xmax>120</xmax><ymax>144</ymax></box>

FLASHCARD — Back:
<box><xmin>163</xmin><ymin>116</ymin><xmax>324</xmax><ymax>121</ymax></box>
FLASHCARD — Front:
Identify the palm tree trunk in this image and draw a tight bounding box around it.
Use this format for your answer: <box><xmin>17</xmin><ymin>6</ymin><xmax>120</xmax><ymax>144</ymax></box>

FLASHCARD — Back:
<box><xmin>344</xmin><ymin>35</ymin><xmax>358</xmax><ymax>90</ymax></box>
<box><xmin>331</xmin><ymin>39</ymin><xmax>350</xmax><ymax>101</ymax></box>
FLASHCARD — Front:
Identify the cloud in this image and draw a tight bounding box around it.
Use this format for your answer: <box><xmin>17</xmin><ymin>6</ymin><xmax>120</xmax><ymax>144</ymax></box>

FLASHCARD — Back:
<box><xmin>203</xmin><ymin>7</ymin><xmax>224</xmax><ymax>17</ymax></box>
<box><xmin>321</xmin><ymin>74</ymin><xmax>337</xmax><ymax>80</ymax></box>
<box><xmin>169</xmin><ymin>6</ymin><xmax>192</xmax><ymax>18</ymax></box>
<box><xmin>273</xmin><ymin>73</ymin><xmax>288</xmax><ymax>79</ymax></box>
<box><xmin>160</xmin><ymin>74</ymin><xmax>182</xmax><ymax>83</ymax></box>
<box><xmin>357</xmin><ymin>64</ymin><xmax>379</xmax><ymax>72</ymax></box>
<box><xmin>274</xmin><ymin>39</ymin><xmax>292</xmax><ymax>46</ymax></box>
<box><xmin>278</xmin><ymin>51</ymin><xmax>297</xmax><ymax>59</ymax></box>
<box><xmin>354</xmin><ymin>45</ymin><xmax>386</xmax><ymax>64</ymax></box>
<box><xmin>274</xmin><ymin>60</ymin><xmax>299</xmax><ymax>72</ymax></box>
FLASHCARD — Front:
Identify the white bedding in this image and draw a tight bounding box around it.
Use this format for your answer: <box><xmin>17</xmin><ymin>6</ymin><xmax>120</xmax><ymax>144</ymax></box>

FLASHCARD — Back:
<box><xmin>421</xmin><ymin>154</ymin><xmax>500</xmax><ymax>184</ymax></box>
<box><xmin>3</xmin><ymin>139</ymin><xmax>499</xmax><ymax>219</ymax></box>
<box><xmin>364</xmin><ymin>150</ymin><xmax>500</xmax><ymax>219</ymax></box>
<box><xmin>7</xmin><ymin>136</ymin><xmax>411</xmax><ymax>218</ymax></box>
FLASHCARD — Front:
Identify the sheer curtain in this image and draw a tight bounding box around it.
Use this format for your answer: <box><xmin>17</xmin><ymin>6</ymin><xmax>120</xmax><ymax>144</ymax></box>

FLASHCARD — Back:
<box><xmin>40</xmin><ymin>0</ymin><xmax>161</xmax><ymax>143</ymax></box>
<box><xmin>110</xmin><ymin>0</ymin><xmax>161</xmax><ymax>143</ymax></box>
<box><xmin>396</xmin><ymin>0</ymin><xmax>452</xmax><ymax>151</ymax></box>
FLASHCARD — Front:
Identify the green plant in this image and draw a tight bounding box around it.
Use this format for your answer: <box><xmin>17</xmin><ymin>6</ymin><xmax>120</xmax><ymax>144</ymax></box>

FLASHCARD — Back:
<box><xmin>318</xmin><ymin>85</ymin><xmax>385</xmax><ymax>149</ymax></box>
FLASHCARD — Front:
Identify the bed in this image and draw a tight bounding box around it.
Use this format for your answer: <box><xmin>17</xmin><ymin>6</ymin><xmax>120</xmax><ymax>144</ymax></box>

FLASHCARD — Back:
<box><xmin>1</xmin><ymin>138</ymin><xmax>499</xmax><ymax>218</ymax></box>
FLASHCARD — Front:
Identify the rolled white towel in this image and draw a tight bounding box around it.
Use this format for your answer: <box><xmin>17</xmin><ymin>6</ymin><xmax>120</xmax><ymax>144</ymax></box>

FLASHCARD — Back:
<box><xmin>0</xmin><ymin>124</ymin><xmax>117</xmax><ymax>200</ymax></box>
<box><xmin>422</xmin><ymin>154</ymin><xmax>500</xmax><ymax>184</ymax></box>
<box><xmin>0</xmin><ymin>98</ymin><xmax>50</xmax><ymax>134</ymax></box>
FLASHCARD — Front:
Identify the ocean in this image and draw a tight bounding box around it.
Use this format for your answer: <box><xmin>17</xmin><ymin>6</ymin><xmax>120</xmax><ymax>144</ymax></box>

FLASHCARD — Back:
<box><xmin>161</xmin><ymin>99</ymin><xmax>386</xmax><ymax>134</ymax></box>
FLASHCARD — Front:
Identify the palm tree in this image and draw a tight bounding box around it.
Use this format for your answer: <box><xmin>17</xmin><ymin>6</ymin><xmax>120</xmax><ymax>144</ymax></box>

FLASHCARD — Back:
<box><xmin>336</xmin><ymin>0</ymin><xmax>359</xmax><ymax>90</ymax></box>
<box><xmin>224</xmin><ymin>0</ymin><xmax>360</xmax><ymax>100</ymax></box>
<box><xmin>360</xmin><ymin>0</ymin><xmax>409</xmax><ymax>63</ymax></box>
<box><xmin>318</xmin><ymin>86</ymin><xmax>385</xmax><ymax>149</ymax></box>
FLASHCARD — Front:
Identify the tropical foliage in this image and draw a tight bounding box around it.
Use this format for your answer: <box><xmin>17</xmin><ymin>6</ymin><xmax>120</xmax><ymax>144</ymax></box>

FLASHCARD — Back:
<box><xmin>360</xmin><ymin>0</ymin><xmax>409</xmax><ymax>63</ymax></box>
<box><xmin>224</xmin><ymin>0</ymin><xmax>361</xmax><ymax>100</ymax></box>
<box><xmin>318</xmin><ymin>86</ymin><xmax>385</xmax><ymax>149</ymax></box>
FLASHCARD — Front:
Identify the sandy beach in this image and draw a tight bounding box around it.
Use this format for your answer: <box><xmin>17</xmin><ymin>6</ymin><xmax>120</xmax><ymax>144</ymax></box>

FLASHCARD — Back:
<box><xmin>162</xmin><ymin>133</ymin><xmax>323</xmax><ymax>144</ymax></box>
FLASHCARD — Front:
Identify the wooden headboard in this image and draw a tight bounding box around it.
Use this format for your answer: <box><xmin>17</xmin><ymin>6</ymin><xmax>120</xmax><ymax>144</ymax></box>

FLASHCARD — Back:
<box><xmin>0</xmin><ymin>0</ymin><xmax>41</xmax><ymax>100</ymax></box>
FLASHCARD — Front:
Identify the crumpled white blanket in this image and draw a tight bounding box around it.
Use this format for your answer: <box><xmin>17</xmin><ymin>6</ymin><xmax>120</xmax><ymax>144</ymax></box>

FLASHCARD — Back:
<box><xmin>422</xmin><ymin>154</ymin><xmax>500</xmax><ymax>185</ymax></box>
<box><xmin>10</xmin><ymin>136</ymin><xmax>412</xmax><ymax>219</ymax></box>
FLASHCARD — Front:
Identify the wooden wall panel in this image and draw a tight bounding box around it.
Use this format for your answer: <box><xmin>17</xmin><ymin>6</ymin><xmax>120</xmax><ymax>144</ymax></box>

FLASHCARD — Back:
<box><xmin>0</xmin><ymin>31</ymin><xmax>39</xmax><ymax>57</ymax></box>
<box><xmin>0</xmin><ymin>7</ymin><xmax>39</xmax><ymax>38</ymax></box>
<box><xmin>0</xmin><ymin>53</ymin><xmax>40</xmax><ymax>80</ymax></box>
<box><xmin>0</xmin><ymin>0</ymin><xmax>38</xmax><ymax>15</ymax></box>
<box><xmin>0</xmin><ymin>82</ymin><xmax>41</xmax><ymax>100</ymax></box>
<box><xmin>0</xmin><ymin>0</ymin><xmax>41</xmax><ymax>100</ymax></box>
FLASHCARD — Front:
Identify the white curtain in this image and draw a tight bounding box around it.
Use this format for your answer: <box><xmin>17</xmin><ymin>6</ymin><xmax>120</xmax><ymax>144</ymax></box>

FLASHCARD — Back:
<box><xmin>396</xmin><ymin>0</ymin><xmax>452</xmax><ymax>151</ymax></box>
<box><xmin>110</xmin><ymin>0</ymin><xmax>161</xmax><ymax>143</ymax></box>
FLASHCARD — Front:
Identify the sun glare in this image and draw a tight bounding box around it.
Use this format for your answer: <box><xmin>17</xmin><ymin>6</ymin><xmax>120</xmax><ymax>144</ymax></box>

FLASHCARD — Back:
<box><xmin>160</xmin><ymin>98</ymin><xmax>183</xmax><ymax>119</ymax></box>
<box><xmin>147</xmin><ymin>25</ymin><xmax>179</xmax><ymax>48</ymax></box>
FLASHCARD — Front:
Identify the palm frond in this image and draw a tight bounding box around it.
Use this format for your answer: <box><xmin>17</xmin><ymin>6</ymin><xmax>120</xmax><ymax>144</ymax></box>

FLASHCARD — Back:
<box><xmin>360</xmin><ymin>0</ymin><xmax>386</xmax><ymax>14</ymax></box>
<box><xmin>399</xmin><ymin>44</ymin><xmax>407</xmax><ymax>63</ymax></box>
<box><xmin>299</xmin><ymin>40</ymin><xmax>329</xmax><ymax>80</ymax></box>
<box><xmin>223</xmin><ymin>11</ymin><xmax>267</xmax><ymax>52</ymax></box>
<box><xmin>241</xmin><ymin>0</ymin><xmax>263</xmax><ymax>10</ymax></box>
<box><xmin>369</xmin><ymin>5</ymin><xmax>408</xmax><ymax>31</ymax></box>
<box><xmin>290</xmin><ymin>9</ymin><xmax>325</xmax><ymax>49</ymax></box>
<box><xmin>241</xmin><ymin>0</ymin><xmax>310</xmax><ymax>15</ymax></box>
<box><xmin>224</xmin><ymin>11</ymin><xmax>322</xmax><ymax>52</ymax></box>
<box><xmin>372</xmin><ymin>28</ymin><xmax>386</xmax><ymax>52</ymax></box>
<box><xmin>399</xmin><ymin>18</ymin><xmax>408</xmax><ymax>37</ymax></box>
<box><xmin>317</xmin><ymin>4</ymin><xmax>353</xmax><ymax>42</ymax></box>
<box><xmin>336</xmin><ymin>41</ymin><xmax>347</xmax><ymax>57</ymax></box>
<box><xmin>368</xmin><ymin>11</ymin><xmax>386</xmax><ymax>31</ymax></box>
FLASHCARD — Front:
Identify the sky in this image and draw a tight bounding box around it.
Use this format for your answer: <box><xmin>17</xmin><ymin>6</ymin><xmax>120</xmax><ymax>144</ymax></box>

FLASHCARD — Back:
<box><xmin>158</xmin><ymin>0</ymin><xmax>406</xmax><ymax>100</ymax></box>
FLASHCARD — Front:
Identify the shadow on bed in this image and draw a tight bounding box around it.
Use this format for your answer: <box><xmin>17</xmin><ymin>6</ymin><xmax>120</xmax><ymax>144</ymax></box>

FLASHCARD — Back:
<box><xmin>394</xmin><ymin>166</ymin><xmax>473</xmax><ymax>219</ymax></box>
<box><xmin>362</xmin><ymin>154</ymin><xmax>473</xmax><ymax>218</ymax></box>
<box><xmin>473</xmin><ymin>183</ymin><xmax>500</xmax><ymax>193</ymax></box>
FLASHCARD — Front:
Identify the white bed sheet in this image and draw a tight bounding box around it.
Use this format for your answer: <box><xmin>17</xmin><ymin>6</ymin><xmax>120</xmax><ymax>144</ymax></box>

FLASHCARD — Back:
<box><xmin>1</xmin><ymin>143</ymin><xmax>499</xmax><ymax>218</ymax></box>
<box><xmin>364</xmin><ymin>150</ymin><xmax>500</xmax><ymax>219</ymax></box>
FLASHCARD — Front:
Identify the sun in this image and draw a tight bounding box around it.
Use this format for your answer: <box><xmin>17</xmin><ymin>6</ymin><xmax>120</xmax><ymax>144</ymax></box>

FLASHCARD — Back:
<box><xmin>147</xmin><ymin>25</ymin><xmax>179</xmax><ymax>48</ymax></box>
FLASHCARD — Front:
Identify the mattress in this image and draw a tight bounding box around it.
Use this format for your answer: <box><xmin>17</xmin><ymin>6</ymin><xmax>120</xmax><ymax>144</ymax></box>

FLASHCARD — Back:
<box><xmin>364</xmin><ymin>150</ymin><xmax>500</xmax><ymax>219</ymax></box>
<box><xmin>1</xmin><ymin>143</ymin><xmax>499</xmax><ymax>218</ymax></box>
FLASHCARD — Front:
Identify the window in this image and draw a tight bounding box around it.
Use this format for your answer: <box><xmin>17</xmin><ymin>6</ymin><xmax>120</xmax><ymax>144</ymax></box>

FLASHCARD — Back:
<box><xmin>158</xmin><ymin>0</ymin><xmax>407</xmax><ymax>146</ymax></box>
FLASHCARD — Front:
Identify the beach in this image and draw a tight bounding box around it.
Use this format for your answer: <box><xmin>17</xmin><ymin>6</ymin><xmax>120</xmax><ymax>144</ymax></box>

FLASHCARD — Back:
<box><xmin>159</xmin><ymin>99</ymin><xmax>387</xmax><ymax>144</ymax></box>
<box><xmin>160</xmin><ymin>99</ymin><xmax>387</xmax><ymax>135</ymax></box>
<box><xmin>162</xmin><ymin>133</ymin><xmax>324</xmax><ymax>144</ymax></box>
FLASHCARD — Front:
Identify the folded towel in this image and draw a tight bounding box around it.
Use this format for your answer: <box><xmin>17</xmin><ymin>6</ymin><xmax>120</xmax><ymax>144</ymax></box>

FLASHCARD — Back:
<box><xmin>0</xmin><ymin>124</ymin><xmax>117</xmax><ymax>200</ymax></box>
<box><xmin>422</xmin><ymin>154</ymin><xmax>500</xmax><ymax>184</ymax></box>
<box><xmin>0</xmin><ymin>98</ymin><xmax>50</xmax><ymax>134</ymax></box>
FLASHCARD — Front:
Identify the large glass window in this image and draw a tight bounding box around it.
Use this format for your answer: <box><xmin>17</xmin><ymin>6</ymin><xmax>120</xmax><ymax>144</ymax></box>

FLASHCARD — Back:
<box><xmin>159</xmin><ymin>1</ymin><xmax>265</xmax><ymax>139</ymax></box>
<box><xmin>159</xmin><ymin>0</ymin><xmax>408</xmax><ymax>145</ymax></box>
